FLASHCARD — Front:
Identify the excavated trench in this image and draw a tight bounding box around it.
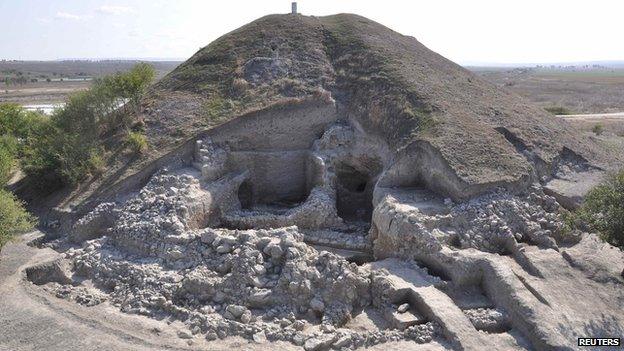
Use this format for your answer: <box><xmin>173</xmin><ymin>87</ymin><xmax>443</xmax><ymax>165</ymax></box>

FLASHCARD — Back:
<box><xmin>23</xmin><ymin>103</ymin><xmax>619</xmax><ymax>351</ymax></box>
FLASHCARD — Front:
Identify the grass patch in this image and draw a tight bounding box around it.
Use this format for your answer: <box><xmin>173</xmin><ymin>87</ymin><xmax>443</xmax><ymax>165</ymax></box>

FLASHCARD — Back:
<box><xmin>544</xmin><ymin>106</ymin><xmax>574</xmax><ymax>115</ymax></box>
<box><xmin>592</xmin><ymin>123</ymin><xmax>604</xmax><ymax>136</ymax></box>
<box><xmin>202</xmin><ymin>95</ymin><xmax>241</xmax><ymax>125</ymax></box>
<box><xmin>126</xmin><ymin>131</ymin><xmax>148</xmax><ymax>154</ymax></box>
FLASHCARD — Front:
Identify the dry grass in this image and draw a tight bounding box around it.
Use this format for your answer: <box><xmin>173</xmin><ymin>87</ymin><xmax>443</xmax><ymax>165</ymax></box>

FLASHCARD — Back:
<box><xmin>565</xmin><ymin>117</ymin><xmax>624</xmax><ymax>136</ymax></box>
<box><xmin>474</xmin><ymin>68</ymin><xmax>624</xmax><ymax>114</ymax></box>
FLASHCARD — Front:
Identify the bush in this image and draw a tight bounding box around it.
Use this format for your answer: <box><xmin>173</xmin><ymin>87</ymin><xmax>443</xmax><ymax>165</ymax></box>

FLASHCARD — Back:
<box><xmin>97</xmin><ymin>62</ymin><xmax>156</xmax><ymax>114</ymax></box>
<box><xmin>0</xmin><ymin>105</ymin><xmax>39</xmax><ymax>247</ymax></box>
<box><xmin>0</xmin><ymin>189</ymin><xmax>35</xmax><ymax>249</ymax></box>
<box><xmin>0</xmin><ymin>136</ymin><xmax>18</xmax><ymax>185</ymax></box>
<box><xmin>231</xmin><ymin>77</ymin><xmax>249</xmax><ymax>96</ymax></box>
<box><xmin>544</xmin><ymin>106</ymin><xmax>573</xmax><ymax>115</ymax></box>
<box><xmin>22</xmin><ymin>122</ymin><xmax>102</xmax><ymax>188</ymax></box>
<box><xmin>0</xmin><ymin>104</ymin><xmax>48</xmax><ymax>154</ymax></box>
<box><xmin>592</xmin><ymin>123</ymin><xmax>604</xmax><ymax>136</ymax></box>
<box><xmin>126</xmin><ymin>131</ymin><xmax>148</xmax><ymax>154</ymax></box>
<box><xmin>575</xmin><ymin>169</ymin><xmax>624</xmax><ymax>248</ymax></box>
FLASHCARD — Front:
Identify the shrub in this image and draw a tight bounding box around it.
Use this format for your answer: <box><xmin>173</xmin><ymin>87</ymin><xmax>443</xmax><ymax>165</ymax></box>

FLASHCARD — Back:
<box><xmin>23</xmin><ymin>125</ymin><xmax>102</xmax><ymax>188</ymax></box>
<box><xmin>203</xmin><ymin>95</ymin><xmax>232</xmax><ymax>122</ymax></box>
<box><xmin>0</xmin><ymin>103</ymin><xmax>21</xmax><ymax>135</ymax></box>
<box><xmin>231</xmin><ymin>78</ymin><xmax>249</xmax><ymax>96</ymax></box>
<box><xmin>126</xmin><ymin>131</ymin><xmax>148</xmax><ymax>154</ymax></box>
<box><xmin>575</xmin><ymin>169</ymin><xmax>624</xmax><ymax>248</ymax></box>
<box><xmin>0</xmin><ymin>103</ymin><xmax>48</xmax><ymax>148</ymax></box>
<box><xmin>97</xmin><ymin>62</ymin><xmax>156</xmax><ymax>114</ymax></box>
<box><xmin>592</xmin><ymin>123</ymin><xmax>604</xmax><ymax>136</ymax></box>
<box><xmin>544</xmin><ymin>106</ymin><xmax>573</xmax><ymax>115</ymax></box>
<box><xmin>0</xmin><ymin>146</ymin><xmax>15</xmax><ymax>185</ymax></box>
<box><xmin>88</xmin><ymin>150</ymin><xmax>106</xmax><ymax>175</ymax></box>
<box><xmin>0</xmin><ymin>189</ymin><xmax>35</xmax><ymax>249</ymax></box>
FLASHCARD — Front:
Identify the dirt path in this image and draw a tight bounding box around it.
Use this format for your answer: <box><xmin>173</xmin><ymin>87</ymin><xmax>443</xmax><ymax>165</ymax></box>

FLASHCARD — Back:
<box><xmin>0</xmin><ymin>82</ymin><xmax>90</xmax><ymax>105</ymax></box>
<box><xmin>558</xmin><ymin>112</ymin><xmax>624</xmax><ymax>120</ymax></box>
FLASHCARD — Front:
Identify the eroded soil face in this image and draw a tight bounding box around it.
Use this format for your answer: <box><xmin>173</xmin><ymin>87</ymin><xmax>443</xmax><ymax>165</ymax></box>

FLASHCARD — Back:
<box><xmin>20</xmin><ymin>114</ymin><xmax>624</xmax><ymax>351</ymax></box>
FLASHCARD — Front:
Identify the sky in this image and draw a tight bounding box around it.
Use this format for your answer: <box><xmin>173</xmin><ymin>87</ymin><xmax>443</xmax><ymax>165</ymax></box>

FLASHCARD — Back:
<box><xmin>1</xmin><ymin>0</ymin><xmax>623</xmax><ymax>65</ymax></box>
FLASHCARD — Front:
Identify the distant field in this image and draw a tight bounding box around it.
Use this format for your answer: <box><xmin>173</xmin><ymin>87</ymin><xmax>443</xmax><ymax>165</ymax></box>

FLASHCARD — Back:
<box><xmin>472</xmin><ymin>66</ymin><xmax>624</xmax><ymax>114</ymax></box>
<box><xmin>1</xmin><ymin>60</ymin><xmax>181</xmax><ymax>105</ymax></box>
<box><xmin>4</xmin><ymin>61</ymin><xmax>624</xmax><ymax>116</ymax></box>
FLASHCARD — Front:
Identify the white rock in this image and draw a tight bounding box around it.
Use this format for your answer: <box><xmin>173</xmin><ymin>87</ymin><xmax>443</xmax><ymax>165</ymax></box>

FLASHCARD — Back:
<box><xmin>397</xmin><ymin>303</ymin><xmax>410</xmax><ymax>313</ymax></box>
<box><xmin>310</xmin><ymin>297</ymin><xmax>325</xmax><ymax>312</ymax></box>
<box><xmin>304</xmin><ymin>334</ymin><xmax>336</xmax><ymax>351</ymax></box>
<box><xmin>252</xmin><ymin>331</ymin><xmax>267</xmax><ymax>343</ymax></box>
<box><xmin>225</xmin><ymin>304</ymin><xmax>247</xmax><ymax>318</ymax></box>
<box><xmin>177</xmin><ymin>330</ymin><xmax>192</xmax><ymax>339</ymax></box>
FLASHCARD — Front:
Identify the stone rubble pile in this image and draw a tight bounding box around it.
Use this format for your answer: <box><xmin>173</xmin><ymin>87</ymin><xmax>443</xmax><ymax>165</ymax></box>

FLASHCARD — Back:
<box><xmin>42</xmin><ymin>166</ymin><xmax>443</xmax><ymax>348</ymax></box>
<box><xmin>449</xmin><ymin>187</ymin><xmax>573</xmax><ymax>252</ymax></box>
<box><xmin>463</xmin><ymin>308</ymin><xmax>509</xmax><ymax>332</ymax></box>
<box><xmin>373</xmin><ymin>186</ymin><xmax>580</xmax><ymax>259</ymax></box>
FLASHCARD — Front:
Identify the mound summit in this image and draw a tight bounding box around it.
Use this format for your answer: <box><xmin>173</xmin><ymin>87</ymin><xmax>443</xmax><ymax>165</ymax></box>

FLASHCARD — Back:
<box><xmin>5</xmin><ymin>13</ymin><xmax>624</xmax><ymax>351</ymax></box>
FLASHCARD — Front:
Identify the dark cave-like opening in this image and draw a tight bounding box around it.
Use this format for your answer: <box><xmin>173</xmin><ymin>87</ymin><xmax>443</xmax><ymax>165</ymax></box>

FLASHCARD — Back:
<box><xmin>238</xmin><ymin>180</ymin><xmax>253</xmax><ymax>210</ymax></box>
<box><xmin>336</xmin><ymin>163</ymin><xmax>376</xmax><ymax>223</ymax></box>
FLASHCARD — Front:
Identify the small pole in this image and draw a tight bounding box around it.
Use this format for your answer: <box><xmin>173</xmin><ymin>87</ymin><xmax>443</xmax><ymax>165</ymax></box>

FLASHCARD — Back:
<box><xmin>291</xmin><ymin>2</ymin><xmax>297</xmax><ymax>14</ymax></box>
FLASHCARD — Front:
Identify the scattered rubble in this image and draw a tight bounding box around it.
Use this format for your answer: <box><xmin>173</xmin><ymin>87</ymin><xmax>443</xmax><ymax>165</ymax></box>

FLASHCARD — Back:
<box><xmin>25</xmin><ymin>117</ymin><xmax>623</xmax><ymax>350</ymax></box>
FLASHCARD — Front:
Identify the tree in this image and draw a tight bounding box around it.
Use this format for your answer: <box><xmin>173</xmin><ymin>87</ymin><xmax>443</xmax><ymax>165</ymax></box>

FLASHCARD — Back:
<box><xmin>22</xmin><ymin>63</ymin><xmax>156</xmax><ymax>188</ymax></box>
<box><xmin>0</xmin><ymin>189</ymin><xmax>35</xmax><ymax>249</ymax></box>
<box><xmin>0</xmin><ymin>136</ymin><xmax>17</xmax><ymax>185</ymax></box>
<box><xmin>98</xmin><ymin>62</ymin><xmax>155</xmax><ymax>114</ymax></box>
<box><xmin>0</xmin><ymin>104</ymin><xmax>37</xmax><ymax>249</ymax></box>
<box><xmin>575</xmin><ymin>170</ymin><xmax>624</xmax><ymax>248</ymax></box>
<box><xmin>0</xmin><ymin>104</ymin><xmax>48</xmax><ymax>151</ymax></box>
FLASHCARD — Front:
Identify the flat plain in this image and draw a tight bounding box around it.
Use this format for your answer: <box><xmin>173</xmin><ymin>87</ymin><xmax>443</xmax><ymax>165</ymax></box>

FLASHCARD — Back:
<box><xmin>471</xmin><ymin>66</ymin><xmax>624</xmax><ymax>114</ymax></box>
<box><xmin>1</xmin><ymin>60</ymin><xmax>181</xmax><ymax>105</ymax></box>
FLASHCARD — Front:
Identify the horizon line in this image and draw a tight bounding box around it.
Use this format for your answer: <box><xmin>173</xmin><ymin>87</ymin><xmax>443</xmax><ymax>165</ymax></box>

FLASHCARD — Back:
<box><xmin>2</xmin><ymin>57</ymin><xmax>624</xmax><ymax>67</ymax></box>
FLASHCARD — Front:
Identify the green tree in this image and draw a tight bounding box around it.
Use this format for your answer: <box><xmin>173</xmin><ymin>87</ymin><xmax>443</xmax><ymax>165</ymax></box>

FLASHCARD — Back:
<box><xmin>0</xmin><ymin>105</ymin><xmax>37</xmax><ymax>249</ymax></box>
<box><xmin>0</xmin><ymin>189</ymin><xmax>35</xmax><ymax>249</ymax></box>
<box><xmin>98</xmin><ymin>62</ymin><xmax>155</xmax><ymax>113</ymax></box>
<box><xmin>22</xmin><ymin>63</ymin><xmax>155</xmax><ymax>188</ymax></box>
<box><xmin>575</xmin><ymin>170</ymin><xmax>624</xmax><ymax>248</ymax></box>
<box><xmin>0</xmin><ymin>135</ymin><xmax>18</xmax><ymax>185</ymax></box>
<box><xmin>0</xmin><ymin>103</ymin><xmax>49</xmax><ymax>145</ymax></box>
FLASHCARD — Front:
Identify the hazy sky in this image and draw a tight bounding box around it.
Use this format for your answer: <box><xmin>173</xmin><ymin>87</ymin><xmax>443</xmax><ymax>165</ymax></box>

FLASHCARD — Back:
<box><xmin>1</xmin><ymin>0</ymin><xmax>623</xmax><ymax>64</ymax></box>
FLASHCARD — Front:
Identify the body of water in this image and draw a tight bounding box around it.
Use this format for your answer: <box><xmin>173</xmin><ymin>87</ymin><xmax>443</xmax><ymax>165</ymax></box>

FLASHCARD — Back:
<box><xmin>22</xmin><ymin>103</ymin><xmax>65</xmax><ymax>115</ymax></box>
